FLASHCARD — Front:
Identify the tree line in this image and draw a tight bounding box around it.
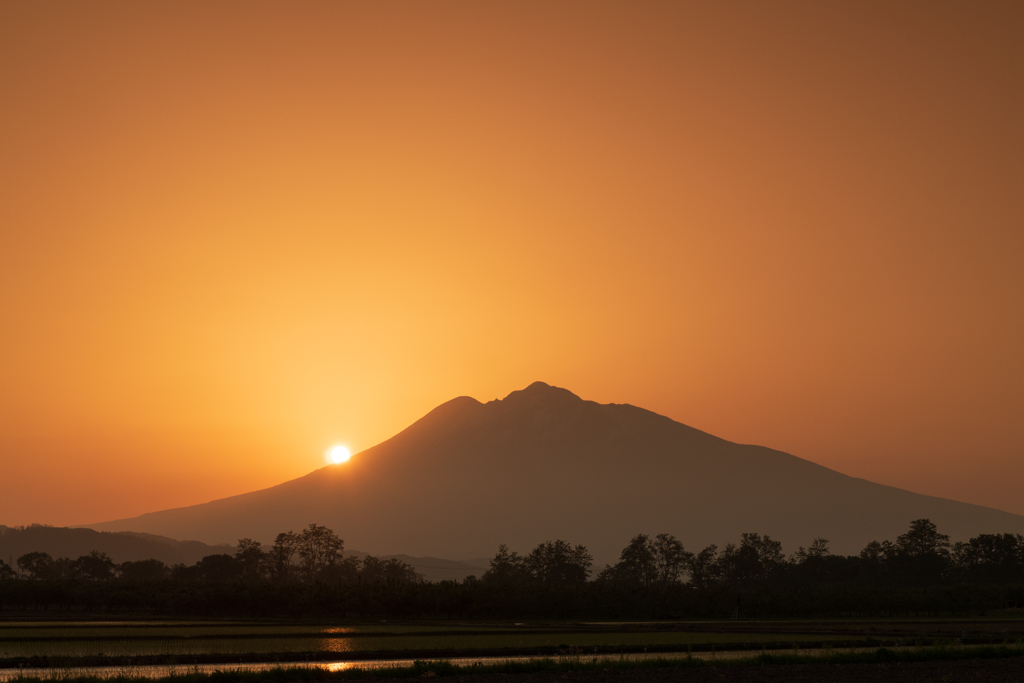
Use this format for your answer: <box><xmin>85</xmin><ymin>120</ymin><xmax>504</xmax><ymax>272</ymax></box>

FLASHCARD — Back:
<box><xmin>476</xmin><ymin>520</ymin><xmax>1024</xmax><ymax>589</ymax></box>
<box><xmin>591</xmin><ymin>520</ymin><xmax>1024</xmax><ymax>588</ymax></box>
<box><xmin>1</xmin><ymin>519</ymin><xmax>1022</xmax><ymax>619</ymax></box>
<box><xmin>0</xmin><ymin>523</ymin><xmax>419</xmax><ymax>585</ymax></box>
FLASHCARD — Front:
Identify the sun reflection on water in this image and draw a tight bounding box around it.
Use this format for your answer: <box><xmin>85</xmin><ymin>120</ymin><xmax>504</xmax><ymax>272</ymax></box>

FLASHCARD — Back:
<box><xmin>320</xmin><ymin>638</ymin><xmax>355</xmax><ymax>653</ymax></box>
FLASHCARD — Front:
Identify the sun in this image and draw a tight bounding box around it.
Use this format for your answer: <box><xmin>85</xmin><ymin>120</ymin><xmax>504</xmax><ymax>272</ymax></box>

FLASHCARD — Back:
<box><xmin>329</xmin><ymin>445</ymin><xmax>351</xmax><ymax>464</ymax></box>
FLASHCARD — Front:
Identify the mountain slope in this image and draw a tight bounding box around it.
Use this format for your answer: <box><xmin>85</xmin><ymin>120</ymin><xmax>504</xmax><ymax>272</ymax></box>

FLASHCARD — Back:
<box><xmin>0</xmin><ymin>525</ymin><xmax>233</xmax><ymax>566</ymax></box>
<box><xmin>86</xmin><ymin>382</ymin><xmax>1024</xmax><ymax>564</ymax></box>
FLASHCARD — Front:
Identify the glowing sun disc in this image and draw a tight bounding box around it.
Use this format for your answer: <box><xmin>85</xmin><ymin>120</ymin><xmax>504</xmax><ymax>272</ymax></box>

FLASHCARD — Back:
<box><xmin>330</xmin><ymin>446</ymin><xmax>351</xmax><ymax>464</ymax></box>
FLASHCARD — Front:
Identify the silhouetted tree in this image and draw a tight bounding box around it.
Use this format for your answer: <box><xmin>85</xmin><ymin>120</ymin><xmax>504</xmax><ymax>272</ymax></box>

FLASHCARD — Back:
<box><xmin>51</xmin><ymin>557</ymin><xmax>78</xmax><ymax>580</ymax></box>
<box><xmin>296</xmin><ymin>523</ymin><xmax>344</xmax><ymax>580</ymax></box>
<box><xmin>382</xmin><ymin>557</ymin><xmax>421</xmax><ymax>583</ymax></box>
<box><xmin>952</xmin><ymin>533</ymin><xmax>1024</xmax><ymax>583</ymax></box>
<box><xmin>688</xmin><ymin>545</ymin><xmax>720</xmax><ymax>587</ymax></box>
<box><xmin>859</xmin><ymin>540</ymin><xmax>887</xmax><ymax>563</ymax></box>
<box><xmin>324</xmin><ymin>555</ymin><xmax>362</xmax><ymax>583</ymax></box>
<box><xmin>359</xmin><ymin>555</ymin><xmax>384</xmax><ymax>583</ymax></box>
<box><xmin>74</xmin><ymin>551</ymin><xmax>116</xmax><ymax>581</ymax></box>
<box><xmin>790</xmin><ymin>538</ymin><xmax>851</xmax><ymax>585</ymax></box>
<box><xmin>526</xmin><ymin>540</ymin><xmax>592</xmax><ymax>586</ymax></box>
<box><xmin>482</xmin><ymin>544</ymin><xmax>531</xmax><ymax>585</ymax></box>
<box><xmin>0</xmin><ymin>559</ymin><xmax>15</xmax><ymax>581</ymax></box>
<box><xmin>718</xmin><ymin>533</ymin><xmax>785</xmax><ymax>582</ymax></box>
<box><xmin>118</xmin><ymin>559</ymin><xmax>169</xmax><ymax>581</ymax></box>
<box><xmin>598</xmin><ymin>534</ymin><xmax>658</xmax><ymax>586</ymax></box>
<box><xmin>360</xmin><ymin>556</ymin><xmax>421</xmax><ymax>584</ymax></box>
<box><xmin>235</xmin><ymin>538</ymin><xmax>266</xmax><ymax>581</ymax></box>
<box><xmin>617</xmin><ymin>534</ymin><xmax>658</xmax><ymax>586</ymax></box>
<box><xmin>269</xmin><ymin>531</ymin><xmax>299</xmax><ymax>581</ymax></box>
<box><xmin>17</xmin><ymin>551</ymin><xmax>54</xmax><ymax>580</ymax></box>
<box><xmin>893</xmin><ymin>518</ymin><xmax>951</xmax><ymax>583</ymax></box>
<box><xmin>652</xmin><ymin>533</ymin><xmax>693</xmax><ymax>584</ymax></box>
<box><xmin>794</xmin><ymin>538</ymin><xmax>831</xmax><ymax>563</ymax></box>
<box><xmin>194</xmin><ymin>554</ymin><xmax>241</xmax><ymax>581</ymax></box>
<box><xmin>897</xmin><ymin>519</ymin><xmax>951</xmax><ymax>557</ymax></box>
<box><xmin>170</xmin><ymin>562</ymin><xmax>196</xmax><ymax>580</ymax></box>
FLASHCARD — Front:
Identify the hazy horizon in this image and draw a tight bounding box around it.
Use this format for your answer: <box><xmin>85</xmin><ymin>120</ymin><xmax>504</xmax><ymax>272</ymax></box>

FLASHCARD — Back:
<box><xmin>2</xmin><ymin>2</ymin><xmax>1023</xmax><ymax>529</ymax></box>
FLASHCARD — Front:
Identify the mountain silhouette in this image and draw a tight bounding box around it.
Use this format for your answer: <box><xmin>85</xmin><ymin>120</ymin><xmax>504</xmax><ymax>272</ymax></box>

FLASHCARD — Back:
<box><xmin>0</xmin><ymin>524</ymin><xmax>233</xmax><ymax>566</ymax></box>
<box><xmin>86</xmin><ymin>382</ymin><xmax>1024</xmax><ymax>564</ymax></box>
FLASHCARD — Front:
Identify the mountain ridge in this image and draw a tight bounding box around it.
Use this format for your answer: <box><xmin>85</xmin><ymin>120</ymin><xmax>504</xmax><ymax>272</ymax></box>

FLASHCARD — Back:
<box><xmin>84</xmin><ymin>382</ymin><xmax>1024</xmax><ymax>565</ymax></box>
<box><xmin>0</xmin><ymin>524</ymin><xmax>233</xmax><ymax>566</ymax></box>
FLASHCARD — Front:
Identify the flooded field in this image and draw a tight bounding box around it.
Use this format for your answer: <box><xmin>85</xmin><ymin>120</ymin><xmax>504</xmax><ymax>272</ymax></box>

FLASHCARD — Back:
<box><xmin>2</xmin><ymin>617</ymin><xmax>1022</xmax><ymax>680</ymax></box>
<box><xmin>0</xmin><ymin>623</ymin><xmax>848</xmax><ymax>659</ymax></box>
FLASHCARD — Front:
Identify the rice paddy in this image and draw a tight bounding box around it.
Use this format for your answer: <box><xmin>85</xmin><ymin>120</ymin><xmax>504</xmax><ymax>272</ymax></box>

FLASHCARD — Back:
<box><xmin>0</xmin><ymin>622</ymin><xmax>850</xmax><ymax>659</ymax></box>
<box><xmin>2</xmin><ymin>616</ymin><xmax>1022</xmax><ymax>681</ymax></box>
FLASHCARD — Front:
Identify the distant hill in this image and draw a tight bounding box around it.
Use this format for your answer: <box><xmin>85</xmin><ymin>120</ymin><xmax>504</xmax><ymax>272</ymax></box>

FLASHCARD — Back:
<box><xmin>0</xmin><ymin>524</ymin><xmax>488</xmax><ymax>581</ymax></box>
<box><xmin>86</xmin><ymin>382</ymin><xmax>1024</xmax><ymax>565</ymax></box>
<box><xmin>0</xmin><ymin>524</ymin><xmax>233</xmax><ymax>566</ymax></box>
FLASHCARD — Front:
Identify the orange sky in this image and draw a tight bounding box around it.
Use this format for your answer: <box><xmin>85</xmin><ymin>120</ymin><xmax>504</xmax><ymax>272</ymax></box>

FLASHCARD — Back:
<box><xmin>2</xmin><ymin>1</ymin><xmax>1022</xmax><ymax>529</ymax></box>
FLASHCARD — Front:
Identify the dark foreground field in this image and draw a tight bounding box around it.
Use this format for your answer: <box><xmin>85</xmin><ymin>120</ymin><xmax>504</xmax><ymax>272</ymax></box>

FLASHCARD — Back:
<box><xmin>3</xmin><ymin>617</ymin><xmax>1024</xmax><ymax>682</ymax></box>
<box><xmin>402</xmin><ymin>658</ymin><xmax>1024</xmax><ymax>683</ymax></box>
<box><xmin>6</xmin><ymin>652</ymin><xmax>1024</xmax><ymax>683</ymax></box>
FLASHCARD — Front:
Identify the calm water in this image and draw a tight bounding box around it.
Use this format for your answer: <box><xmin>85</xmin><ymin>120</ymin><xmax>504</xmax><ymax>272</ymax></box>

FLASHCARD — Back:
<box><xmin>0</xmin><ymin>631</ymin><xmax>841</xmax><ymax>659</ymax></box>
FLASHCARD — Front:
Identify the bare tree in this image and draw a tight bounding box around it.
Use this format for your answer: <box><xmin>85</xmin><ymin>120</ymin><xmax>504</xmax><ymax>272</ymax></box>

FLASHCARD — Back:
<box><xmin>235</xmin><ymin>538</ymin><xmax>267</xmax><ymax>581</ymax></box>
<box><xmin>269</xmin><ymin>531</ymin><xmax>299</xmax><ymax>581</ymax></box>
<box><xmin>688</xmin><ymin>545</ymin><xmax>719</xmax><ymax>587</ymax></box>
<box><xmin>652</xmin><ymin>533</ymin><xmax>693</xmax><ymax>584</ymax></box>
<box><xmin>296</xmin><ymin>523</ymin><xmax>344</xmax><ymax>580</ymax></box>
<box><xmin>794</xmin><ymin>538</ymin><xmax>831</xmax><ymax>563</ymax></box>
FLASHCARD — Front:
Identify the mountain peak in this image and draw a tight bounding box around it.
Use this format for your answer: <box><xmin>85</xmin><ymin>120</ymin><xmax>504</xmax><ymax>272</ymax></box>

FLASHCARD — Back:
<box><xmin>500</xmin><ymin>381</ymin><xmax>583</xmax><ymax>405</ymax></box>
<box><xmin>85</xmin><ymin>381</ymin><xmax>1024</xmax><ymax>563</ymax></box>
